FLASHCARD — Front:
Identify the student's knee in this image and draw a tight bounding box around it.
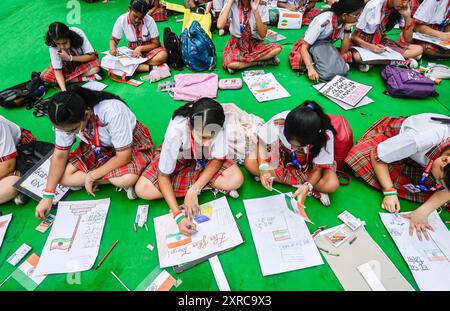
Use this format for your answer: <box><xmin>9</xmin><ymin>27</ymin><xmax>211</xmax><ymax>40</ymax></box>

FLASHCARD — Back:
<box><xmin>135</xmin><ymin>178</ymin><xmax>162</xmax><ymax>200</ymax></box>
<box><xmin>408</xmin><ymin>44</ymin><xmax>423</xmax><ymax>58</ymax></box>
<box><xmin>325</xmin><ymin>173</ymin><xmax>340</xmax><ymax>193</ymax></box>
<box><xmin>220</xmin><ymin>165</ymin><xmax>244</xmax><ymax>190</ymax></box>
<box><xmin>91</xmin><ymin>66</ymin><xmax>100</xmax><ymax>74</ymax></box>
<box><xmin>109</xmin><ymin>174</ymin><xmax>139</xmax><ymax>189</ymax></box>
<box><xmin>150</xmin><ymin>51</ymin><xmax>169</xmax><ymax>65</ymax></box>
<box><xmin>352</xmin><ymin>51</ymin><xmax>362</xmax><ymax>63</ymax></box>
<box><xmin>60</xmin><ymin>164</ymin><xmax>80</xmax><ymax>185</ymax></box>
<box><xmin>271</xmin><ymin>47</ymin><xmax>282</xmax><ymax>56</ymax></box>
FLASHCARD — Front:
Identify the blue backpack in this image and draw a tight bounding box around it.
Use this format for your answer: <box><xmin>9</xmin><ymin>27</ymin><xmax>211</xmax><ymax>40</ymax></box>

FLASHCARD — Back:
<box><xmin>180</xmin><ymin>21</ymin><xmax>216</xmax><ymax>72</ymax></box>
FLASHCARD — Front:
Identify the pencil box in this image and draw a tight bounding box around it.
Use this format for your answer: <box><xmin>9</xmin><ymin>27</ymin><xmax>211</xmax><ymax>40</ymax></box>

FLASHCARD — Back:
<box><xmin>219</xmin><ymin>78</ymin><xmax>242</xmax><ymax>90</ymax></box>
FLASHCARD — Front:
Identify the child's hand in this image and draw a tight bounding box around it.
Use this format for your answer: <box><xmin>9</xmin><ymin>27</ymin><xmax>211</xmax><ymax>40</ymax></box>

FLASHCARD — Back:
<box><xmin>251</xmin><ymin>0</ymin><xmax>260</xmax><ymax>12</ymax></box>
<box><xmin>57</xmin><ymin>49</ymin><xmax>72</xmax><ymax>61</ymax></box>
<box><xmin>402</xmin><ymin>209</ymin><xmax>434</xmax><ymax>241</ymax></box>
<box><xmin>381</xmin><ymin>195</ymin><xmax>400</xmax><ymax>213</ymax></box>
<box><xmin>307</xmin><ymin>67</ymin><xmax>320</xmax><ymax>82</ymax></box>
<box><xmin>293</xmin><ymin>185</ymin><xmax>308</xmax><ymax>206</ymax></box>
<box><xmin>371</xmin><ymin>44</ymin><xmax>386</xmax><ymax>54</ymax></box>
<box><xmin>177</xmin><ymin>217</ymin><xmax>197</xmax><ymax>236</ymax></box>
<box><xmin>132</xmin><ymin>47</ymin><xmax>142</xmax><ymax>58</ymax></box>
<box><xmin>260</xmin><ymin>170</ymin><xmax>274</xmax><ymax>191</ymax></box>
<box><xmin>184</xmin><ymin>188</ymin><xmax>201</xmax><ymax>220</ymax></box>
<box><xmin>398</xmin><ymin>1</ymin><xmax>411</xmax><ymax>17</ymax></box>
<box><xmin>109</xmin><ymin>48</ymin><xmax>118</xmax><ymax>56</ymax></box>
<box><xmin>344</xmin><ymin>22</ymin><xmax>356</xmax><ymax>31</ymax></box>
<box><xmin>35</xmin><ymin>198</ymin><xmax>53</xmax><ymax>219</ymax></box>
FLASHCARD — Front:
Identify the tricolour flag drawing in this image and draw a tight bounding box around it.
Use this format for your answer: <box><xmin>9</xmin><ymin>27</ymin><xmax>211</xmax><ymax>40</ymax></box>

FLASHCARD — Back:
<box><xmin>50</xmin><ymin>238</ymin><xmax>72</xmax><ymax>251</ymax></box>
<box><xmin>135</xmin><ymin>267</ymin><xmax>177</xmax><ymax>291</ymax></box>
<box><xmin>166</xmin><ymin>233</ymin><xmax>192</xmax><ymax>249</ymax></box>
<box><xmin>11</xmin><ymin>253</ymin><xmax>47</xmax><ymax>291</ymax></box>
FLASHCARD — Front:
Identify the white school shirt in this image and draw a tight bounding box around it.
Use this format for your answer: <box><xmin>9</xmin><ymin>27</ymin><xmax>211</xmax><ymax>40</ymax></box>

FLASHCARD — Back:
<box><xmin>223</xmin><ymin>1</ymin><xmax>270</xmax><ymax>39</ymax></box>
<box><xmin>258</xmin><ymin>111</ymin><xmax>334</xmax><ymax>166</ymax></box>
<box><xmin>49</xmin><ymin>27</ymin><xmax>95</xmax><ymax>70</ymax></box>
<box><xmin>303</xmin><ymin>11</ymin><xmax>343</xmax><ymax>45</ymax></box>
<box><xmin>55</xmin><ymin>99</ymin><xmax>137</xmax><ymax>151</ymax></box>
<box><xmin>356</xmin><ymin>0</ymin><xmax>405</xmax><ymax>34</ymax></box>
<box><xmin>213</xmin><ymin>0</ymin><xmax>225</xmax><ymax>13</ymax></box>
<box><xmin>0</xmin><ymin>116</ymin><xmax>22</xmax><ymax>162</ymax></box>
<box><xmin>414</xmin><ymin>0</ymin><xmax>449</xmax><ymax>25</ymax></box>
<box><xmin>377</xmin><ymin>113</ymin><xmax>450</xmax><ymax>167</ymax></box>
<box><xmin>278</xmin><ymin>0</ymin><xmax>301</xmax><ymax>6</ymax></box>
<box><xmin>158</xmin><ymin>116</ymin><xmax>229</xmax><ymax>175</ymax></box>
<box><xmin>112</xmin><ymin>13</ymin><xmax>159</xmax><ymax>44</ymax></box>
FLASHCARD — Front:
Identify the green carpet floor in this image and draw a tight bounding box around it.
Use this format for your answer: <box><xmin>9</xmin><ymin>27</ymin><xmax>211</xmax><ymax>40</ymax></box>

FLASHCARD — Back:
<box><xmin>0</xmin><ymin>0</ymin><xmax>448</xmax><ymax>291</ymax></box>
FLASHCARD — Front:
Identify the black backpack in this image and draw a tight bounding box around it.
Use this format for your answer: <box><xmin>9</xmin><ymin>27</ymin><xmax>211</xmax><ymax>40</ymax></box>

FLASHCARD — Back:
<box><xmin>163</xmin><ymin>27</ymin><xmax>185</xmax><ymax>70</ymax></box>
<box><xmin>0</xmin><ymin>72</ymin><xmax>46</xmax><ymax>108</ymax></box>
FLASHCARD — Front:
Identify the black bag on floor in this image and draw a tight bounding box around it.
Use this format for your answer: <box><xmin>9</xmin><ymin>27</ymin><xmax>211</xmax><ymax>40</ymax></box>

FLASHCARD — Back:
<box><xmin>16</xmin><ymin>141</ymin><xmax>54</xmax><ymax>175</ymax></box>
<box><xmin>0</xmin><ymin>72</ymin><xmax>46</xmax><ymax>108</ymax></box>
<box><xmin>163</xmin><ymin>27</ymin><xmax>185</xmax><ymax>70</ymax></box>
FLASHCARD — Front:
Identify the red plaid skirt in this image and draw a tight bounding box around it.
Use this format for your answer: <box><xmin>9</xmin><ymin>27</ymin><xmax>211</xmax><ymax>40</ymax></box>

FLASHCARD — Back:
<box><xmin>127</xmin><ymin>42</ymin><xmax>167</xmax><ymax>59</ymax></box>
<box><xmin>302</xmin><ymin>8</ymin><xmax>321</xmax><ymax>26</ymax></box>
<box><xmin>412</xmin><ymin>25</ymin><xmax>450</xmax><ymax>55</ymax></box>
<box><xmin>8</xmin><ymin>129</ymin><xmax>37</xmax><ymax>178</ymax></box>
<box><xmin>356</xmin><ymin>31</ymin><xmax>409</xmax><ymax>54</ymax></box>
<box><xmin>142</xmin><ymin>148</ymin><xmax>236</xmax><ymax>197</ymax></box>
<box><xmin>40</xmin><ymin>59</ymin><xmax>101</xmax><ymax>83</ymax></box>
<box><xmin>272</xmin><ymin>146</ymin><xmax>336</xmax><ymax>186</ymax></box>
<box><xmin>223</xmin><ymin>36</ymin><xmax>282</xmax><ymax>67</ymax></box>
<box><xmin>289</xmin><ymin>38</ymin><xmax>353</xmax><ymax>71</ymax></box>
<box><xmin>151</xmin><ymin>7</ymin><xmax>168</xmax><ymax>22</ymax></box>
<box><xmin>69</xmin><ymin>121</ymin><xmax>154</xmax><ymax>179</ymax></box>
<box><xmin>345</xmin><ymin>117</ymin><xmax>437</xmax><ymax>203</ymax></box>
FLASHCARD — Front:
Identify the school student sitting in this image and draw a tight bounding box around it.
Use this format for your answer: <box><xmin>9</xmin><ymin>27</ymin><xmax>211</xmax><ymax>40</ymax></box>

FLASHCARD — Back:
<box><xmin>412</xmin><ymin>0</ymin><xmax>450</xmax><ymax>58</ymax></box>
<box><xmin>110</xmin><ymin>0</ymin><xmax>168</xmax><ymax>74</ymax></box>
<box><xmin>0</xmin><ymin>117</ymin><xmax>39</xmax><ymax>205</ymax></box>
<box><xmin>277</xmin><ymin>0</ymin><xmax>321</xmax><ymax>25</ymax></box>
<box><xmin>345</xmin><ymin>114</ymin><xmax>450</xmax><ymax>241</ymax></box>
<box><xmin>135</xmin><ymin>98</ymin><xmax>244</xmax><ymax>236</ymax></box>
<box><xmin>34</xmin><ymin>86</ymin><xmax>154</xmax><ymax>219</ymax></box>
<box><xmin>218</xmin><ymin>0</ymin><xmax>282</xmax><ymax>73</ymax></box>
<box><xmin>244</xmin><ymin>101</ymin><xmax>340</xmax><ymax>207</ymax></box>
<box><xmin>352</xmin><ymin>0</ymin><xmax>423</xmax><ymax>72</ymax></box>
<box><xmin>147</xmin><ymin>0</ymin><xmax>168</xmax><ymax>22</ymax></box>
<box><xmin>289</xmin><ymin>0</ymin><xmax>365</xmax><ymax>80</ymax></box>
<box><xmin>40</xmin><ymin>22</ymin><xmax>101</xmax><ymax>92</ymax></box>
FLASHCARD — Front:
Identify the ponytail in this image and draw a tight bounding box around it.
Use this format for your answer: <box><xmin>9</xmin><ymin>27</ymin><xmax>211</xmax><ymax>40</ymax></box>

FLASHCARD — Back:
<box><xmin>284</xmin><ymin>101</ymin><xmax>336</xmax><ymax>161</ymax></box>
<box><xmin>48</xmin><ymin>85</ymin><xmax>122</xmax><ymax>126</ymax></box>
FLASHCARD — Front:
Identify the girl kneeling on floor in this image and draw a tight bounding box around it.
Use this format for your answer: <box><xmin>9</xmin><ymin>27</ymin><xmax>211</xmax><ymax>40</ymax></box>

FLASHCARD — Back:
<box><xmin>110</xmin><ymin>0</ymin><xmax>168</xmax><ymax>73</ymax></box>
<box><xmin>345</xmin><ymin>114</ymin><xmax>450</xmax><ymax>240</ymax></box>
<box><xmin>244</xmin><ymin>101</ymin><xmax>339</xmax><ymax>208</ymax></box>
<box><xmin>41</xmin><ymin>22</ymin><xmax>101</xmax><ymax>92</ymax></box>
<box><xmin>135</xmin><ymin>98</ymin><xmax>244</xmax><ymax>236</ymax></box>
<box><xmin>352</xmin><ymin>0</ymin><xmax>423</xmax><ymax>72</ymax></box>
<box><xmin>35</xmin><ymin>86</ymin><xmax>154</xmax><ymax>219</ymax></box>
<box><xmin>289</xmin><ymin>0</ymin><xmax>365</xmax><ymax>80</ymax></box>
<box><xmin>412</xmin><ymin>0</ymin><xmax>450</xmax><ymax>58</ymax></box>
<box><xmin>218</xmin><ymin>0</ymin><xmax>282</xmax><ymax>73</ymax></box>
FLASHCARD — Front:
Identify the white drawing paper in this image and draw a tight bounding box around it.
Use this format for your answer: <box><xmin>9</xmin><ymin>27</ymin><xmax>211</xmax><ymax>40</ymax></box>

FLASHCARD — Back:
<box><xmin>265</xmin><ymin>29</ymin><xmax>287</xmax><ymax>42</ymax></box>
<box><xmin>313</xmin><ymin>83</ymin><xmax>374</xmax><ymax>110</ymax></box>
<box><xmin>413</xmin><ymin>33</ymin><xmax>450</xmax><ymax>50</ymax></box>
<box><xmin>243</xmin><ymin>73</ymin><xmax>291</xmax><ymax>102</ymax></box>
<box><xmin>83</xmin><ymin>81</ymin><xmax>108</xmax><ymax>91</ymax></box>
<box><xmin>380</xmin><ymin>211</ymin><xmax>450</xmax><ymax>291</ymax></box>
<box><xmin>357</xmin><ymin>262</ymin><xmax>387</xmax><ymax>291</ymax></box>
<box><xmin>154</xmin><ymin>197</ymin><xmax>244</xmax><ymax>268</ymax></box>
<box><xmin>101</xmin><ymin>47</ymin><xmax>147</xmax><ymax>77</ymax></box>
<box><xmin>243</xmin><ymin>193</ymin><xmax>323</xmax><ymax>276</ymax></box>
<box><xmin>352</xmin><ymin>46</ymin><xmax>405</xmax><ymax>62</ymax></box>
<box><xmin>0</xmin><ymin>214</ymin><xmax>12</xmax><ymax>248</ymax></box>
<box><xmin>34</xmin><ymin>199</ymin><xmax>110</xmax><ymax>276</ymax></box>
<box><xmin>318</xmin><ymin>75</ymin><xmax>372</xmax><ymax>107</ymax></box>
<box><xmin>277</xmin><ymin>9</ymin><xmax>303</xmax><ymax>29</ymax></box>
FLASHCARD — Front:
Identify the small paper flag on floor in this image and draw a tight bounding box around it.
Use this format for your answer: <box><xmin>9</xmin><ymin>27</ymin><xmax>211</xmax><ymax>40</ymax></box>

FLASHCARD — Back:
<box><xmin>11</xmin><ymin>253</ymin><xmax>47</xmax><ymax>291</ymax></box>
<box><xmin>135</xmin><ymin>266</ymin><xmax>176</xmax><ymax>291</ymax></box>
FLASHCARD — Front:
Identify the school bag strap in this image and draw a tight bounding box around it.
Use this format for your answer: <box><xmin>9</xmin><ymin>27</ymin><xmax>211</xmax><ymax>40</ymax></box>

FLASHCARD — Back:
<box><xmin>107</xmin><ymin>69</ymin><xmax>141</xmax><ymax>87</ymax></box>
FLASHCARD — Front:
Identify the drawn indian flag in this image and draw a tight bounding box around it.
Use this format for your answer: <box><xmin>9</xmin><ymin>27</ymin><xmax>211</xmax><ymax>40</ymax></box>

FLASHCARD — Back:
<box><xmin>166</xmin><ymin>233</ymin><xmax>192</xmax><ymax>249</ymax></box>
<box><xmin>145</xmin><ymin>270</ymin><xmax>177</xmax><ymax>291</ymax></box>
<box><xmin>11</xmin><ymin>253</ymin><xmax>47</xmax><ymax>291</ymax></box>
<box><xmin>50</xmin><ymin>238</ymin><xmax>72</xmax><ymax>251</ymax></box>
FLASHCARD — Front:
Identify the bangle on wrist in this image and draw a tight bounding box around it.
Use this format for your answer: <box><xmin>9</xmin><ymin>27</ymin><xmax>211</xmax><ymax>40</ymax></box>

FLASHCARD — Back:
<box><xmin>43</xmin><ymin>188</ymin><xmax>56</xmax><ymax>199</ymax></box>
<box><xmin>304</xmin><ymin>182</ymin><xmax>313</xmax><ymax>193</ymax></box>
<box><xmin>383</xmin><ymin>188</ymin><xmax>398</xmax><ymax>196</ymax></box>
<box><xmin>174</xmin><ymin>212</ymin><xmax>185</xmax><ymax>224</ymax></box>
<box><xmin>190</xmin><ymin>184</ymin><xmax>201</xmax><ymax>195</ymax></box>
<box><xmin>258</xmin><ymin>163</ymin><xmax>270</xmax><ymax>172</ymax></box>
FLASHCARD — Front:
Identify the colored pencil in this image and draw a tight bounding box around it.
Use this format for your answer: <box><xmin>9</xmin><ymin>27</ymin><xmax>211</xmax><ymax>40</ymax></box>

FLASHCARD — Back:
<box><xmin>349</xmin><ymin>236</ymin><xmax>358</xmax><ymax>245</ymax></box>
<box><xmin>318</xmin><ymin>247</ymin><xmax>329</xmax><ymax>254</ymax></box>
<box><xmin>95</xmin><ymin>240</ymin><xmax>119</xmax><ymax>270</ymax></box>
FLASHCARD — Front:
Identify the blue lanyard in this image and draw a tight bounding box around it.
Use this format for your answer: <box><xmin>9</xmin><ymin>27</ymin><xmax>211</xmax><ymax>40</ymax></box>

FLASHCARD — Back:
<box><xmin>290</xmin><ymin>149</ymin><xmax>309</xmax><ymax>173</ymax></box>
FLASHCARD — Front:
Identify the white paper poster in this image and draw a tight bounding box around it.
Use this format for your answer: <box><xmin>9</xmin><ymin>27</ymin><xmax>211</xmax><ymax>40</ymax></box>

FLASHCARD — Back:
<box><xmin>34</xmin><ymin>199</ymin><xmax>110</xmax><ymax>276</ymax></box>
<box><xmin>243</xmin><ymin>194</ymin><xmax>323</xmax><ymax>276</ymax></box>
<box><xmin>243</xmin><ymin>73</ymin><xmax>291</xmax><ymax>102</ymax></box>
<box><xmin>380</xmin><ymin>211</ymin><xmax>450</xmax><ymax>291</ymax></box>
<box><xmin>413</xmin><ymin>33</ymin><xmax>450</xmax><ymax>50</ymax></box>
<box><xmin>0</xmin><ymin>214</ymin><xmax>12</xmax><ymax>248</ymax></box>
<box><xmin>277</xmin><ymin>9</ymin><xmax>302</xmax><ymax>29</ymax></box>
<box><xmin>352</xmin><ymin>46</ymin><xmax>405</xmax><ymax>62</ymax></box>
<box><xmin>313</xmin><ymin>83</ymin><xmax>374</xmax><ymax>110</ymax></box>
<box><xmin>101</xmin><ymin>47</ymin><xmax>147</xmax><ymax>76</ymax></box>
<box><xmin>154</xmin><ymin>197</ymin><xmax>244</xmax><ymax>268</ymax></box>
<box><xmin>318</xmin><ymin>75</ymin><xmax>372</xmax><ymax>107</ymax></box>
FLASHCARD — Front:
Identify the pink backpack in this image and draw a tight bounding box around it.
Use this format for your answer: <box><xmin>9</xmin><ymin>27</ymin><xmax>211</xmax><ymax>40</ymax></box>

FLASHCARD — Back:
<box><xmin>173</xmin><ymin>73</ymin><xmax>218</xmax><ymax>101</ymax></box>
